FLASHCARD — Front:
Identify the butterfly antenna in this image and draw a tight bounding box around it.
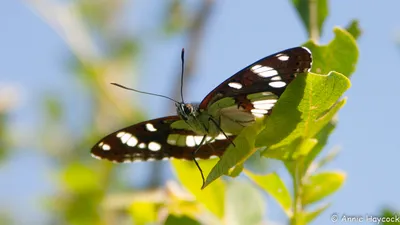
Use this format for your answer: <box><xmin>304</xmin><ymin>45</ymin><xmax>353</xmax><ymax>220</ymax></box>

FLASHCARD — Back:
<box><xmin>110</xmin><ymin>83</ymin><xmax>179</xmax><ymax>104</ymax></box>
<box><xmin>180</xmin><ymin>48</ymin><xmax>185</xmax><ymax>103</ymax></box>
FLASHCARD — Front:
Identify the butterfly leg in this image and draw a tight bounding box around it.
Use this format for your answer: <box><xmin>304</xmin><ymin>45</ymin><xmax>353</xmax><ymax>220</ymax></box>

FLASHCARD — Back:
<box><xmin>209</xmin><ymin>117</ymin><xmax>236</xmax><ymax>147</ymax></box>
<box><xmin>192</xmin><ymin>134</ymin><xmax>207</xmax><ymax>187</ymax></box>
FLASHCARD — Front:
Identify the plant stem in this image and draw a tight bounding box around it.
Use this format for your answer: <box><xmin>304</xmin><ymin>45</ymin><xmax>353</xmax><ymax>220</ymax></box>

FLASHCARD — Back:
<box><xmin>291</xmin><ymin>158</ymin><xmax>305</xmax><ymax>225</ymax></box>
<box><xmin>308</xmin><ymin>0</ymin><xmax>319</xmax><ymax>43</ymax></box>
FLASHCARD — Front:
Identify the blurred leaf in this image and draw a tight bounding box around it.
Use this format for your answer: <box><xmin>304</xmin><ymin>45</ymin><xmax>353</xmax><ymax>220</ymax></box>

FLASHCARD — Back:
<box><xmin>303</xmin><ymin>171</ymin><xmax>346</xmax><ymax>205</ymax></box>
<box><xmin>204</xmin><ymin>120</ymin><xmax>265</xmax><ymax>188</ymax></box>
<box><xmin>172</xmin><ymin>159</ymin><xmax>225</xmax><ymax>218</ymax></box>
<box><xmin>164</xmin><ymin>0</ymin><xmax>187</xmax><ymax>35</ymax></box>
<box><xmin>129</xmin><ymin>202</ymin><xmax>158</xmax><ymax>225</ymax></box>
<box><xmin>304</xmin><ymin>27</ymin><xmax>359</xmax><ymax>77</ymax></box>
<box><xmin>44</xmin><ymin>95</ymin><xmax>63</xmax><ymax>122</ymax></box>
<box><xmin>245</xmin><ymin>170</ymin><xmax>292</xmax><ymax>217</ymax></box>
<box><xmin>165</xmin><ymin>214</ymin><xmax>201</xmax><ymax>225</ymax></box>
<box><xmin>304</xmin><ymin>203</ymin><xmax>330</xmax><ymax>223</ymax></box>
<box><xmin>381</xmin><ymin>207</ymin><xmax>400</xmax><ymax>225</ymax></box>
<box><xmin>346</xmin><ymin>20</ymin><xmax>362</xmax><ymax>40</ymax></box>
<box><xmin>225</xmin><ymin>181</ymin><xmax>265</xmax><ymax>225</ymax></box>
<box><xmin>257</xmin><ymin>72</ymin><xmax>350</xmax><ymax>159</ymax></box>
<box><xmin>291</xmin><ymin>0</ymin><xmax>329</xmax><ymax>36</ymax></box>
<box><xmin>61</xmin><ymin>163</ymin><xmax>102</xmax><ymax>193</ymax></box>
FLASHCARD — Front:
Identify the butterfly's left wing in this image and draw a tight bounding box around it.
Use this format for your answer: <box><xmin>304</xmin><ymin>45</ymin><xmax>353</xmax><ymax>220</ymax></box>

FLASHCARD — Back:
<box><xmin>91</xmin><ymin>116</ymin><xmax>233</xmax><ymax>163</ymax></box>
<box><xmin>201</xmin><ymin>47</ymin><xmax>312</xmax><ymax>134</ymax></box>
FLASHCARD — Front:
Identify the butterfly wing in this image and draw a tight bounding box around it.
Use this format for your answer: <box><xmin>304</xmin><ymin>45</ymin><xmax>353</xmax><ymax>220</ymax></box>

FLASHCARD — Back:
<box><xmin>201</xmin><ymin>47</ymin><xmax>312</xmax><ymax>134</ymax></box>
<box><xmin>91</xmin><ymin>116</ymin><xmax>233</xmax><ymax>163</ymax></box>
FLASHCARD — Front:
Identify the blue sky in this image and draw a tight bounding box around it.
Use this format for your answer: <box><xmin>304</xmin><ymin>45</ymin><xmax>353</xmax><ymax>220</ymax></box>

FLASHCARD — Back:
<box><xmin>1</xmin><ymin>0</ymin><xmax>400</xmax><ymax>224</ymax></box>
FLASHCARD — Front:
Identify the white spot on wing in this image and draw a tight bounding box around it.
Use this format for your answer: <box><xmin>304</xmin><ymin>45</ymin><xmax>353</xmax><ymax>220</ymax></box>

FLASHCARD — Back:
<box><xmin>277</xmin><ymin>54</ymin><xmax>289</xmax><ymax>61</ymax></box>
<box><xmin>98</xmin><ymin>142</ymin><xmax>104</xmax><ymax>147</ymax></box>
<box><xmin>251</xmin><ymin>64</ymin><xmax>262</xmax><ymax>70</ymax></box>
<box><xmin>194</xmin><ymin>136</ymin><xmax>204</xmax><ymax>145</ymax></box>
<box><xmin>148</xmin><ymin>142</ymin><xmax>161</xmax><ymax>151</ymax></box>
<box><xmin>270</xmin><ymin>76</ymin><xmax>282</xmax><ymax>81</ymax></box>
<box><xmin>138</xmin><ymin>143</ymin><xmax>146</xmax><ymax>149</ymax></box>
<box><xmin>253</xmin><ymin>99</ymin><xmax>277</xmax><ymax>104</ymax></box>
<box><xmin>209</xmin><ymin>155</ymin><xmax>219</xmax><ymax>159</ymax></box>
<box><xmin>215</xmin><ymin>133</ymin><xmax>227</xmax><ymax>140</ymax></box>
<box><xmin>253</xmin><ymin>66</ymin><xmax>273</xmax><ymax>73</ymax></box>
<box><xmin>258</xmin><ymin>70</ymin><xmax>278</xmax><ymax>78</ymax></box>
<box><xmin>253</xmin><ymin>113</ymin><xmax>265</xmax><ymax>118</ymax></box>
<box><xmin>186</xmin><ymin>136</ymin><xmax>195</xmax><ymax>147</ymax></box>
<box><xmin>127</xmin><ymin>136</ymin><xmax>138</xmax><ymax>147</ymax></box>
<box><xmin>102</xmin><ymin>144</ymin><xmax>111</xmax><ymax>151</ymax></box>
<box><xmin>91</xmin><ymin>153</ymin><xmax>102</xmax><ymax>160</ymax></box>
<box><xmin>254</xmin><ymin>103</ymin><xmax>274</xmax><ymax>110</ymax></box>
<box><xmin>269</xmin><ymin>81</ymin><xmax>287</xmax><ymax>88</ymax></box>
<box><xmin>228</xmin><ymin>82</ymin><xmax>243</xmax><ymax>89</ymax></box>
<box><xmin>116</xmin><ymin>132</ymin><xmax>125</xmax><ymax>138</ymax></box>
<box><xmin>120</xmin><ymin>133</ymin><xmax>132</xmax><ymax>144</ymax></box>
<box><xmin>145</xmin><ymin>123</ymin><xmax>157</xmax><ymax>132</ymax></box>
<box><xmin>251</xmin><ymin>109</ymin><xmax>269</xmax><ymax>114</ymax></box>
<box><xmin>162</xmin><ymin>157</ymin><xmax>169</xmax><ymax>161</ymax></box>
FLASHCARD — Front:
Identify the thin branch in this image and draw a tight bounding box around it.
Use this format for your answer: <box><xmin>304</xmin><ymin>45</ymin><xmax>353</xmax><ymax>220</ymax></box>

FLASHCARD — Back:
<box><xmin>171</xmin><ymin>0</ymin><xmax>215</xmax><ymax>107</ymax></box>
<box><xmin>308</xmin><ymin>0</ymin><xmax>319</xmax><ymax>43</ymax></box>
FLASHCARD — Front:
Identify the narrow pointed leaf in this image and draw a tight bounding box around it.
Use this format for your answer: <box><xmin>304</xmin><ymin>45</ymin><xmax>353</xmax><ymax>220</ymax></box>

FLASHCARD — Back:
<box><xmin>303</xmin><ymin>171</ymin><xmax>346</xmax><ymax>205</ymax></box>
<box><xmin>245</xmin><ymin>170</ymin><xmax>292</xmax><ymax>216</ymax></box>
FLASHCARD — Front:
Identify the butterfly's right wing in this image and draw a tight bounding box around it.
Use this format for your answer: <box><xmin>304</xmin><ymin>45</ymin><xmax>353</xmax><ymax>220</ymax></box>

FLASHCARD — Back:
<box><xmin>91</xmin><ymin>116</ymin><xmax>232</xmax><ymax>163</ymax></box>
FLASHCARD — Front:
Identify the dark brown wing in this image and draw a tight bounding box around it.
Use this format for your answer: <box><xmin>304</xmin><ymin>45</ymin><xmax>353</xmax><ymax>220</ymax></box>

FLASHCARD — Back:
<box><xmin>91</xmin><ymin>116</ymin><xmax>233</xmax><ymax>163</ymax></box>
<box><xmin>199</xmin><ymin>47</ymin><xmax>312</xmax><ymax>114</ymax></box>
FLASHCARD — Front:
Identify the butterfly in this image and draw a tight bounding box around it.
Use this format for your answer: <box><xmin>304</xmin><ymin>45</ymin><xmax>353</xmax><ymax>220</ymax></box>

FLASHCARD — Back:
<box><xmin>91</xmin><ymin>47</ymin><xmax>312</xmax><ymax>184</ymax></box>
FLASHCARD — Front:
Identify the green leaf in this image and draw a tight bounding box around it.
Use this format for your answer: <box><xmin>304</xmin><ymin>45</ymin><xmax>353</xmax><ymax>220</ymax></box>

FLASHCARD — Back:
<box><xmin>345</xmin><ymin>19</ymin><xmax>362</xmax><ymax>40</ymax></box>
<box><xmin>244</xmin><ymin>170</ymin><xmax>292</xmax><ymax>217</ymax></box>
<box><xmin>165</xmin><ymin>214</ymin><xmax>201</xmax><ymax>225</ymax></box>
<box><xmin>225</xmin><ymin>181</ymin><xmax>265</xmax><ymax>225</ymax></box>
<box><xmin>304</xmin><ymin>203</ymin><xmax>331</xmax><ymax>223</ymax></box>
<box><xmin>172</xmin><ymin>159</ymin><xmax>225</xmax><ymax>218</ymax></box>
<box><xmin>302</xmin><ymin>119</ymin><xmax>337</xmax><ymax>173</ymax></box>
<box><xmin>203</xmin><ymin>120</ymin><xmax>265</xmax><ymax>189</ymax></box>
<box><xmin>291</xmin><ymin>0</ymin><xmax>329</xmax><ymax>36</ymax></box>
<box><xmin>227</xmin><ymin>163</ymin><xmax>244</xmax><ymax>177</ymax></box>
<box><xmin>61</xmin><ymin>163</ymin><xmax>102</xmax><ymax>193</ymax></box>
<box><xmin>304</xmin><ymin>27</ymin><xmax>359</xmax><ymax>77</ymax></box>
<box><xmin>129</xmin><ymin>202</ymin><xmax>158</xmax><ymax>225</ymax></box>
<box><xmin>303</xmin><ymin>171</ymin><xmax>346</xmax><ymax>205</ymax></box>
<box><xmin>380</xmin><ymin>208</ymin><xmax>400</xmax><ymax>225</ymax></box>
<box><xmin>257</xmin><ymin>71</ymin><xmax>350</xmax><ymax>159</ymax></box>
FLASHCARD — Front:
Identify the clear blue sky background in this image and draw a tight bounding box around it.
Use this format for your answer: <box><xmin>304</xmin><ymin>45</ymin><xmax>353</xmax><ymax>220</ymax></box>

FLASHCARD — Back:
<box><xmin>1</xmin><ymin>1</ymin><xmax>400</xmax><ymax>224</ymax></box>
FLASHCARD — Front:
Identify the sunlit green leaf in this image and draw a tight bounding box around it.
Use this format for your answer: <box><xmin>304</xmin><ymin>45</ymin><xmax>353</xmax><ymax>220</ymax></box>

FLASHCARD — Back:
<box><xmin>61</xmin><ymin>163</ymin><xmax>102</xmax><ymax>193</ymax></box>
<box><xmin>245</xmin><ymin>170</ymin><xmax>292</xmax><ymax>216</ymax></box>
<box><xmin>129</xmin><ymin>202</ymin><xmax>158</xmax><ymax>225</ymax></box>
<box><xmin>304</xmin><ymin>27</ymin><xmax>359</xmax><ymax>77</ymax></box>
<box><xmin>257</xmin><ymin>72</ymin><xmax>350</xmax><ymax>159</ymax></box>
<box><xmin>304</xmin><ymin>203</ymin><xmax>331</xmax><ymax>223</ymax></box>
<box><xmin>172</xmin><ymin>159</ymin><xmax>225</xmax><ymax>218</ymax></box>
<box><xmin>303</xmin><ymin>171</ymin><xmax>346</xmax><ymax>205</ymax></box>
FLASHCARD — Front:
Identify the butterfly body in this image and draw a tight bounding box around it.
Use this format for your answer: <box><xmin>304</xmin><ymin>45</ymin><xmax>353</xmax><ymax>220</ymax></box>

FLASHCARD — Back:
<box><xmin>91</xmin><ymin>47</ymin><xmax>312</xmax><ymax>165</ymax></box>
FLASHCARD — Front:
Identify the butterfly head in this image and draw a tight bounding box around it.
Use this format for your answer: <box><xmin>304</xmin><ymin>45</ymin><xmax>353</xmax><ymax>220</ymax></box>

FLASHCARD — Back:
<box><xmin>176</xmin><ymin>103</ymin><xmax>198</xmax><ymax>120</ymax></box>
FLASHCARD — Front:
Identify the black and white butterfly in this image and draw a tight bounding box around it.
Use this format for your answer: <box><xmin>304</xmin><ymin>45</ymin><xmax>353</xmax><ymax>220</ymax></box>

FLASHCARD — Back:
<box><xmin>91</xmin><ymin>47</ymin><xmax>312</xmax><ymax>182</ymax></box>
